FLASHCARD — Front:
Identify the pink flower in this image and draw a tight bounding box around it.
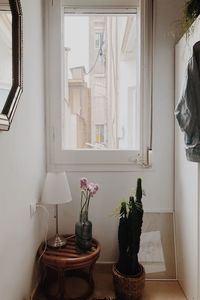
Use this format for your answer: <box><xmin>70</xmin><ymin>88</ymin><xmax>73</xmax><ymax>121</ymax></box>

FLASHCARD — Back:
<box><xmin>79</xmin><ymin>178</ymin><xmax>99</xmax><ymax>213</ymax></box>
<box><xmin>88</xmin><ymin>183</ymin><xmax>99</xmax><ymax>197</ymax></box>
<box><xmin>93</xmin><ymin>184</ymin><xmax>99</xmax><ymax>194</ymax></box>
<box><xmin>80</xmin><ymin>177</ymin><xmax>88</xmax><ymax>190</ymax></box>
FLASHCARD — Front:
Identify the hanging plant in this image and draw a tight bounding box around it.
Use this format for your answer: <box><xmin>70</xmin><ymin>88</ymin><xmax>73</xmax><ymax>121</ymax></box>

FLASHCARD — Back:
<box><xmin>181</xmin><ymin>0</ymin><xmax>200</xmax><ymax>34</ymax></box>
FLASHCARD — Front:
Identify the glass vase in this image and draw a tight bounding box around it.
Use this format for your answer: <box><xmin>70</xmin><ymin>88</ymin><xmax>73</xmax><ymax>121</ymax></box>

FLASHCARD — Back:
<box><xmin>75</xmin><ymin>210</ymin><xmax>92</xmax><ymax>251</ymax></box>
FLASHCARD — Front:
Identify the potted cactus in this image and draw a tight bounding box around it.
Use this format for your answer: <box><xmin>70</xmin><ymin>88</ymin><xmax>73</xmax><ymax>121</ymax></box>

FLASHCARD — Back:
<box><xmin>112</xmin><ymin>178</ymin><xmax>145</xmax><ymax>300</ymax></box>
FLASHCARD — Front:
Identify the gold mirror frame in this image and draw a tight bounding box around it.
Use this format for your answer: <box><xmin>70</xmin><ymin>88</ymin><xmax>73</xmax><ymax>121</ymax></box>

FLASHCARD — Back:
<box><xmin>0</xmin><ymin>0</ymin><xmax>22</xmax><ymax>131</ymax></box>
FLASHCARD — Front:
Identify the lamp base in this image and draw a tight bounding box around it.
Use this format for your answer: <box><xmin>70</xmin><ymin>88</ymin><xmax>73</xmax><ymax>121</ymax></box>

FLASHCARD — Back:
<box><xmin>47</xmin><ymin>234</ymin><xmax>67</xmax><ymax>248</ymax></box>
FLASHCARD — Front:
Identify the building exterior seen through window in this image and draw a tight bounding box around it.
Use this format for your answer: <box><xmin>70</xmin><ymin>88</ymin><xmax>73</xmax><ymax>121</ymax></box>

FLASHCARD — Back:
<box><xmin>95</xmin><ymin>124</ymin><xmax>105</xmax><ymax>145</ymax></box>
<box><xmin>63</xmin><ymin>14</ymin><xmax>139</xmax><ymax>150</ymax></box>
<box><xmin>95</xmin><ymin>32</ymin><xmax>104</xmax><ymax>49</ymax></box>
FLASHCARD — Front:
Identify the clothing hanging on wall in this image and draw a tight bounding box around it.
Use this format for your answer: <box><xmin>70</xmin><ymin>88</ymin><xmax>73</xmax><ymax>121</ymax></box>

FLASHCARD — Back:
<box><xmin>175</xmin><ymin>41</ymin><xmax>200</xmax><ymax>162</ymax></box>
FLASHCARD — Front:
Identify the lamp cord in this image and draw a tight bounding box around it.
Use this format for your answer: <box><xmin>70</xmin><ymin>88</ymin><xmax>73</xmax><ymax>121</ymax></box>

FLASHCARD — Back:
<box><xmin>30</xmin><ymin>204</ymin><xmax>49</xmax><ymax>300</ymax></box>
<box><xmin>35</xmin><ymin>204</ymin><xmax>49</xmax><ymax>261</ymax></box>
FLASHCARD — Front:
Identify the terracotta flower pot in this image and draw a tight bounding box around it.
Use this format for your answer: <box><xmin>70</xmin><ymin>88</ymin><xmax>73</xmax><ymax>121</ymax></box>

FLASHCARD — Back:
<box><xmin>112</xmin><ymin>263</ymin><xmax>145</xmax><ymax>300</ymax></box>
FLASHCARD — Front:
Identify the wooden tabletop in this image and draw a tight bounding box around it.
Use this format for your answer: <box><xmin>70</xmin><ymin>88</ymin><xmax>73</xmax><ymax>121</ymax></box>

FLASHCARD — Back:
<box><xmin>38</xmin><ymin>234</ymin><xmax>101</xmax><ymax>269</ymax></box>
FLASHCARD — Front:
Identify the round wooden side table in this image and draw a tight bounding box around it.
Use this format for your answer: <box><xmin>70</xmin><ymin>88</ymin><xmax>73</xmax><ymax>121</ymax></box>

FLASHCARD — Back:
<box><xmin>38</xmin><ymin>234</ymin><xmax>100</xmax><ymax>300</ymax></box>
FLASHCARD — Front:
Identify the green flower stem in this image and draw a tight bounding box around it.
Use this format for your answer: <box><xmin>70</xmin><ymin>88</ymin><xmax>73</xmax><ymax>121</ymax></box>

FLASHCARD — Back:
<box><xmin>80</xmin><ymin>190</ymin><xmax>91</xmax><ymax>215</ymax></box>
<box><xmin>81</xmin><ymin>191</ymin><xmax>83</xmax><ymax>211</ymax></box>
<box><xmin>80</xmin><ymin>191</ymin><xmax>87</xmax><ymax>214</ymax></box>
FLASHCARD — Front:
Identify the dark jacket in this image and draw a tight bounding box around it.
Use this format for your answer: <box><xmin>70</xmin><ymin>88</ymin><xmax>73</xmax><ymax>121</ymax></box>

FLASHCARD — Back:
<box><xmin>175</xmin><ymin>41</ymin><xmax>200</xmax><ymax>162</ymax></box>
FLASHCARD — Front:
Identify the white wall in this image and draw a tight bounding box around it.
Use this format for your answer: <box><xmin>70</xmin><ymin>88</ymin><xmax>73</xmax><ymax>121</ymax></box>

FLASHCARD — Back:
<box><xmin>175</xmin><ymin>17</ymin><xmax>200</xmax><ymax>300</ymax></box>
<box><xmin>53</xmin><ymin>0</ymin><xmax>185</xmax><ymax>263</ymax></box>
<box><xmin>0</xmin><ymin>0</ymin><xmax>45</xmax><ymax>299</ymax></box>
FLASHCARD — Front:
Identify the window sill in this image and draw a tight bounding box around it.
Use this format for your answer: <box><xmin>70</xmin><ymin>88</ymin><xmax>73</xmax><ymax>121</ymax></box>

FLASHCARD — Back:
<box><xmin>48</xmin><ymin>161</ymin><xmax>153</xmax><ymax>172</ymax></box>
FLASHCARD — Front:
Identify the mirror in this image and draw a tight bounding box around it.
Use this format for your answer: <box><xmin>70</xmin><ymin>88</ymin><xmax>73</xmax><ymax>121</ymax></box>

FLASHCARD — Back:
<box><xmin>0</xmin><ymin>0</ymin><xmax>22</xmax><ymax>131</ymax></box>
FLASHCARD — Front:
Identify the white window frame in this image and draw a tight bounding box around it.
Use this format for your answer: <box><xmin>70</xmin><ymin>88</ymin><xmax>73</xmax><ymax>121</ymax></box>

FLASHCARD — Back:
<box><xmin>45</xmin><ymin>0</ymin><xmax>153</xmax><ymax>172</ymax></box>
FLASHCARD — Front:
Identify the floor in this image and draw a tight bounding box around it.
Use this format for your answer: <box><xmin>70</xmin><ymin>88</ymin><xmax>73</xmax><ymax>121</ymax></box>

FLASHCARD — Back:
<box><xmin>35</xmin><ymin>267</ymin><xmax>187</xmax><ymax>300</ymax></box>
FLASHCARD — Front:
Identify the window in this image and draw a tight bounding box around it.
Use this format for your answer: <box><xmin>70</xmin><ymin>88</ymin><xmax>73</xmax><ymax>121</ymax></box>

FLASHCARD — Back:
<box><xmin>95</xmin><ymin>32</ymin><xmax>104</xmax><ymax>49</ymax></box>
<box><xmin>64</xmin><ymin>14</ymin><xmax>139</xmax><ymax>150</ymax></box>
<box><xmin>95</xmin><ymin>124</ymin><xmax>105</xmax><ymax>145</ymax></box>
<box><xmin>45</xmin><ymin>0</ymin><xmax>152</xmax><ymax>171</ymax></box>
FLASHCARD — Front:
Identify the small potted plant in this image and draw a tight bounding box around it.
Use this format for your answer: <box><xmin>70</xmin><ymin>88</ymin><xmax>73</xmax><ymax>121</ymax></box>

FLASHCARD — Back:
<box><xmin>112</xmin><ymin>178</ymin><xmax>145</xmax><ymax>300</ymax></box>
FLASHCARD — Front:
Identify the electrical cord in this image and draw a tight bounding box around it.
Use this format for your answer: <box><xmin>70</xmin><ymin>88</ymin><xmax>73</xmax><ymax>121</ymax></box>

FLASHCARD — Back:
<box><xmin>85</xmin><ymin>40</ymin><xmax>105</xmax><ymax>75</ymax></box>
<box><xmin>29</xmin><ymin>205</ymin><xmax>75</xmax><ymax>300</ymax></box>
<box><xmin>35</xmin><ymin>204</ymin><xmax>49</xmax><ymax>262</ymax></box>
<box><xmin>30</xmin><ymin>204</ymin><xmax>49</xmax><ymax>300</ymax></box>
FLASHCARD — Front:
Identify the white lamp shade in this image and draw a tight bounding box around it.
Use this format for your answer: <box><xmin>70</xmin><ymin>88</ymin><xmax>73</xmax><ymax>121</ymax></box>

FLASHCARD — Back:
<box><xmin>41</xmin><ymin>172</ymin><xmax>72</xmax><ymax>205</ymax></box>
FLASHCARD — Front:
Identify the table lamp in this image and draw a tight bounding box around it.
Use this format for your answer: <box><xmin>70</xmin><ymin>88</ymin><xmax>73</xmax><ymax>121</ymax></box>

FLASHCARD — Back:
<box><xmin>41</xmin><ymin>172</ymin><xmax>72</xmax><ymax>248</ymax></box>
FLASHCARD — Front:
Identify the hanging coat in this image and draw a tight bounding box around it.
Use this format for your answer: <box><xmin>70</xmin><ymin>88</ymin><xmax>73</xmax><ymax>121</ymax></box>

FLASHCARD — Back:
<box><xmin>175</xmin><ymin>41</ymin><xmax>200</xmax><ymax>162</ymax></box>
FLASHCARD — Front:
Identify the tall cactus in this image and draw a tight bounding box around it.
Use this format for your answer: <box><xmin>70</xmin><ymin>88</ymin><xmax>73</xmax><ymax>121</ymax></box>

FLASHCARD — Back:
<box><xmin>117</xmin><ymin>178</ymin><xmax>144</xmax><ymax>276</ymax></box>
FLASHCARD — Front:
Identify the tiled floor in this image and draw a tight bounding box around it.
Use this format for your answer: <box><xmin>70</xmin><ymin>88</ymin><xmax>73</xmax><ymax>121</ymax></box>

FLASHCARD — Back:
<box><xmin>35</xmin><ymin>269</ymin><xmax>187</xmax><ymax>300</ymax></box>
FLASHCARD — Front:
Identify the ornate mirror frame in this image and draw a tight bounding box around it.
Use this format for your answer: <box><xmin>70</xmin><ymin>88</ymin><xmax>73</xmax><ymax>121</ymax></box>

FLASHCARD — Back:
<box><xmin>0</xmin><ymin>0</ymin><xmax>22</xmax><ymax>131</ymax></box>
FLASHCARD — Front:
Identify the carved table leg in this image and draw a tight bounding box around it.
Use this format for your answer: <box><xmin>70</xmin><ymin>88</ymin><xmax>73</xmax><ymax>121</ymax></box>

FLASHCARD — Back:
<box><xmin>88</xmin><ymin>261</ymin><xmax>95</xmax><ymax>289</ymax></box>
<box><xmin>58</xmin><ymin>269</ymin><xmax>65</xmax><ymax>300</ymax></box>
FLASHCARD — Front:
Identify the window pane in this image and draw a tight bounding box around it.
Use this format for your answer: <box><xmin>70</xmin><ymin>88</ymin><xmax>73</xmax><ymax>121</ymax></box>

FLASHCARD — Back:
<box><xmin>63</xmin><ymin>14</ymin><xmax>139</xmax><ymax>150</ymax></box>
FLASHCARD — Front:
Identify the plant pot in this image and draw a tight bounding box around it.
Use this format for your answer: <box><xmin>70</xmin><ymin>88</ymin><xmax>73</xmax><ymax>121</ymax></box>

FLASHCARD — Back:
<box><xmin>112</xmin><ymin>263</ymin><xmax>145</xmax><ymax>300</ymax></box>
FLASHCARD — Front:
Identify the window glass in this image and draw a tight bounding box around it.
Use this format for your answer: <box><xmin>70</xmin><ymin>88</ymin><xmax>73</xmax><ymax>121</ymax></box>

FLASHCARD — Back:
<box><xmin>63</xmin><ymin>14</ymin><xmax>139</xmax><ymax>150</ymax></box>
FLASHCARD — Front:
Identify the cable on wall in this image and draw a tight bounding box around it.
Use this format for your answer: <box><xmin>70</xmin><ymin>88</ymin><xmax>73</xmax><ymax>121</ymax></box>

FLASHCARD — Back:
<box><xmin>29</xmin><ymin>204</ymin><xmax>49</xmax><ymax>300</ymax></box>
